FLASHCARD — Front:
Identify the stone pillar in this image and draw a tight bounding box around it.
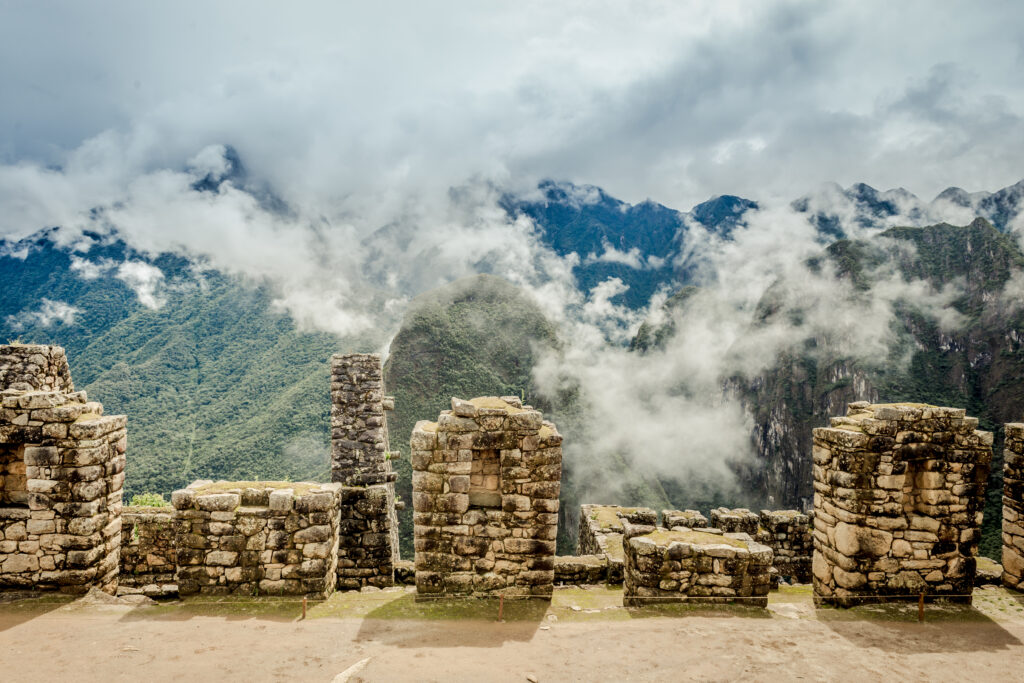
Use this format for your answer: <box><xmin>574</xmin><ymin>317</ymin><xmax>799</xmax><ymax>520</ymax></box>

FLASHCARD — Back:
<box><xmin>1002</xmin><ymin>423</ymin><xmax>1024</xmax><ymax>588</ymax></box>
<box><xmin>411</xmin><ymin>396</ymin><xmax>562</xmax><ymax>597</ymax></box>
<box><xmin>812</xmin><ymin>402</ymin><xmax>991</xmax><ymax>606</ymax></box>
<box><xmin>329</xmin><ymin>352</ymin><xmax>400</xmax><ymax>582</ymax></box>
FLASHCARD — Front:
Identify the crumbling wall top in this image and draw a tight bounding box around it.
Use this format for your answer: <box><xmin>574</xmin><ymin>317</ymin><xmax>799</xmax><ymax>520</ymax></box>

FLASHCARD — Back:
<box><xmin>0</xmin><ymin>344</ymin><xmax>73</xmax><ymax>393</ymax></box>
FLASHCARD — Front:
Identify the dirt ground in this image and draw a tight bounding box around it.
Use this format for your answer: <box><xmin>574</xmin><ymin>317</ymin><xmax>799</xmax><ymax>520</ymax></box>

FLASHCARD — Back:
<box><xmin>2</xmin><ymin>584</ymin><xmax>1024</xmax><ymax>682</ymax></box>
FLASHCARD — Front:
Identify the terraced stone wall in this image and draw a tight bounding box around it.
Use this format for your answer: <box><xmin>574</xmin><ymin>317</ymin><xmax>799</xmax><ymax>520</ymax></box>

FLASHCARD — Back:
<box><xmin>812</xmin><ymin>402</ymin><xmax>991</xmax><ymax>605</ymax></box>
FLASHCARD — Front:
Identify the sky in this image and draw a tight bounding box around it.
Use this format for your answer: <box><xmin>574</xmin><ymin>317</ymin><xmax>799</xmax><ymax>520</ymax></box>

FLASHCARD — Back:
<box><xmin>1</xmin><ymin>0</ymin><xmax>1023</xmax><ymax>217</ymax></box>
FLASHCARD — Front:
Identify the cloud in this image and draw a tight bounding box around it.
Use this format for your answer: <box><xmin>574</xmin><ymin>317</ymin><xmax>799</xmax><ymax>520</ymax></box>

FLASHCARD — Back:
<box><xmin>6</xmin><ymin>298</ymin><xmax>82</xmax><ymax>331</ymax></box>
<box><xmin>116</xmin><ymin>261</ymin><xmax>166</xmax><ymax>310</ymax></box>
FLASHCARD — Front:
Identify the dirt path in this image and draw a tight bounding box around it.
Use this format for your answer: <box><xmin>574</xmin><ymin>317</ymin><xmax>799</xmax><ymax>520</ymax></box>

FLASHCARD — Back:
<box><xmin>2</xmin><ymin>586</ymin><xmax>1023</xmax><ymax>682</ymax></box>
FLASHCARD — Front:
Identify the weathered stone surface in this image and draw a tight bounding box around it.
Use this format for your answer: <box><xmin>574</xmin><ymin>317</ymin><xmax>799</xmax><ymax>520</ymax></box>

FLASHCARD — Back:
<box><xmin>413</xmin><ymin>397</ymin><xmax>561</xmax><ymax>597</ymax></box>
<box><xmin>0</xmin><ymin>344</ymin><xmax>123</xmax><ymax>596</ymax></box>
<box><xmin>813</xmin><ymin>402</ymin><xmax>990</xmax><ymax>606</ymax></box>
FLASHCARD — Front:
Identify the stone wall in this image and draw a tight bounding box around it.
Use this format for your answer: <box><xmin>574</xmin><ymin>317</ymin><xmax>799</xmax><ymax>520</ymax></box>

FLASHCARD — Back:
<box><xmin>662</xmin><ymin>509</ymin><xmax>708</xmax><ymax>529</ymax></box>
<box><xmin>812</xmin><ymin>402</ymin><xmax>991</xmax><ymax>605</ymax></box>
<box><xmin>411</xmin><ymin>396</ymin><xmax>562</xmax><ymax>597</ymax></box>
<box><xmin>0</xmin><ymin>343</ymin><xmax>125</xmax><ymax>595</ymax></box>
<box><xmin>577</xmin><ymin>505</ymin><xmax>657</xmax><ymax>584</ymax></box>
<box><xmin>710</xmin><ymin>508</ymin><xmax>759</xmax><ymax>535</ymax></box>
<box><xmin>337</xmin><ymin>484</ymin><xmax>396</xmax><ymax>589</ymax></box>
<box><xmin>755</xmin><ymin>510</ymin><xmax>813</xmax><ymax>584</ymax></box>
<box><xmin>329</xmin><ymin>353</ymin><xmax>400</xmax><ymax>577</ymax></box>
<box><xmin>1002</xmin><ymin>423</ymin><xmax>1024</xmax><ymax>589</ymax></box>
<box><xmin>622</xmin><ymin>520</ymin><xmax>772</xmax><ymax>607</ymax></box>
<box><xmin>119</xmin><ymin>507</ymin><xmax>176</xmax><ymax>596</ymax></box>
<box><xmin>0</xmin><ymin>344</ymin><xmax>73</xmax><ymax>393</ymax></box>
<box><xmin>554</xmin><ymin>555</ymin><xmax>608</xmax><ymax>585</ymax></box>
<box><xmin>172</xmin><ymin>481</ymin><xmax>341</xmax><ymax>598</ymax></box>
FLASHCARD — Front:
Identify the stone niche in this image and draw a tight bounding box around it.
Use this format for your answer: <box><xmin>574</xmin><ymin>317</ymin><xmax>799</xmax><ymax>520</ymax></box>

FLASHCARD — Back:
<box><xmin>812</xmin><ymin>402</ymin><xmax>991</xmax><ymax>605</ymax></box>
<box><xmin>577</xmin><ymin>504</ymin><xmax>657</xmax><ymax>584</ymax></box>
<box><xmin>411</xmin><ymin>396</ymin><xmax>562</xmax><ymax>598</ymax></box>
<box><xmin>622</xmin><ymin>520</ymin><xmax>773</xmax><ymax>607</ymax></box>
<box><xmin>1002</xmin><ymin>423</ymin><xmax>1024</xmax><ymax>589</ymax></box>
<box><xmin>0</xmin><ymin>344</ymin><xmax>125</xmax><ymax>595</ymax></box>
<box><xmin>172</xmin><ymin>481</ymin><xmax>342</xmax><ymax>598</ymax></box>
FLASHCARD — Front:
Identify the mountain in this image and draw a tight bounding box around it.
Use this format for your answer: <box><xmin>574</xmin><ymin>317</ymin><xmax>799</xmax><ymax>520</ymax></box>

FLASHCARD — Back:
<box><xmin>0</xmin><ymin>231</ymin><xmax>376</xmax><ymax>499</ymax></box>
<box><xmin>501</xmin><ymin>180</ymin><xmax>758</xmax><ymax>309</ymax></box>
<box><xmin>727</xmin><ymin>219</ymin><xmax>1024</xmax><ymax>558</ymax></box>
<box><xmin>793</xmin><ymin>179</ymin><xmax>1024</xmax><ymax>238</ymax></box>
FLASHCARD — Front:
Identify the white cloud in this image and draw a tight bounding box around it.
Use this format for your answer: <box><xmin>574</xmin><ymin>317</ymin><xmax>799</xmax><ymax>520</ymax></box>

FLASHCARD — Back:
<box><xmin>116</xmin><ymin>261</ymin><xmax>166</xmax><ymax>310</ymax></box>
<box><xmin>6</xmin><ymin>298</ymin><xmax>82</xmax><ymax>330</ymax></box>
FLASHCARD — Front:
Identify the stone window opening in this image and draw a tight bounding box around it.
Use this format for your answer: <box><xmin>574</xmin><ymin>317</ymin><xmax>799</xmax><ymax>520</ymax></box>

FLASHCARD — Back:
<box><xmin>468</xmin><ymin>449</ymin><xmax>501</xmax><ymax>508</ymax></box>
<box><xmin>0</xmin><ymin>444</ymin><xmax>28</xmax><ymax>508</ymax></box>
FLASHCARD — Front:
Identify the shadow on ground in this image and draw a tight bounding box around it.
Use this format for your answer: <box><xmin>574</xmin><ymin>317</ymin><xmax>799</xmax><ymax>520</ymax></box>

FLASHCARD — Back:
<box><xmin>0</xmin><ymin>592</ymin><xmax>75</xmax><ymax>633</ymax></box>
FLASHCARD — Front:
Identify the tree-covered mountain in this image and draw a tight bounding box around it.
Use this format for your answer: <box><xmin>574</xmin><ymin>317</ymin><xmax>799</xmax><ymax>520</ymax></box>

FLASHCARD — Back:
<box><xmin>501</xmin><ymin>180</ymin><xmax>758</xmax><ymax>309</ymax></box>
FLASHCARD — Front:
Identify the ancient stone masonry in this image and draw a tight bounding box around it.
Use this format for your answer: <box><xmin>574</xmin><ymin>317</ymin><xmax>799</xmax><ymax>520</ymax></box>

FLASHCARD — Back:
<box><xmin>171</xmin><ymin>481</ymin><xmax>342</xmax><ymax>598</ymax></box>
<box><xmin>336</xmin><ymin>484</ymin><xmax>396</xmax><ymax>589</ymax></box>
<box><xmin>577</xmin><ymin>505</ymin><xmax>657</xmax><ymax>584</ymax></box>
<box><xmin>0</xmin><ymin>344</ymin><xmax>125</xmax><ymax>595</ymax></box>
<box><xmin>661</xmin><ymin>509</ymin><xmax>708</xmax><ymax>530</ymax></box>
<box><xmin>553</xmin><ymin>555</ymin><xmax>608</xmax><ymax>586</ymax></box>
<box><xmin>1002</xmin><ymin>423</ymin><xmax>1024</xmax><ymax>589</ymax></box>
<box><xmin>0</xmin><ymin>344</ymin><xmax>73</xmax><ymax>393</ymax></box>
<box><xmin>622</xmin><ymin>519</ymin><xmax>773</xmax><ymax>607</ymax></box>
<box><xmin>330</xmin><ymin>353</ymin><xmax>399</xmax><ymax>584</ymax></box>
<box><xmin>812</xmin><ymin>402</ymin><xmax>991</xmax><ymax>605</ymax></box>
<box><xmin>119</xmin><ymin>507</ymin><xmax>176</xmax><ymax>597</ymax></box>
<box><xmin>710</xmin><ymin>508</ymin><xmax>760</xmax><ymax>535</ymax></box>
<box><xmin>755</xmin><ymin>510</ymin><xmax>813</xmax><ymax>585</ymax></box>
<box><xmin>411</xmin><ymin>396</ymin><xmax>562</xmax><ymax>597</ymax></box>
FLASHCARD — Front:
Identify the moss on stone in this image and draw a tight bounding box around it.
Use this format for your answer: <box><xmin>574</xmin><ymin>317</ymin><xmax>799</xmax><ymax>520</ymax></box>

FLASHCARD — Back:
<box><xmin>641</xmin><ymin>529</ymin><xmax>748</xmax><ymax>549</ymax></box>
<box><xmin>192</xmin><ymin>481</ymin><xmax>322</xmax><ymax>495</ymax></box>
<box><xmin>467</xmin><ymin>396</ymin><xmax>524</xmax><ymax>413</ymax></box>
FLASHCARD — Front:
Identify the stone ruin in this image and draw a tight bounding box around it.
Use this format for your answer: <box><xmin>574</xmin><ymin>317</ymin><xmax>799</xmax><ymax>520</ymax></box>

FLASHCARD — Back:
<box><xmin>1002</xmin><ymin>423</ymin><xmax>1024</xmax><ymax>589</ymax></box>
<box><xmin>576</xmin><ymin>504</ymin><xmax>657</xmax><ymax>584</ymax></box>
<box><xmin>171</xmin><ymin>481</ymin><xmax>343</xmax><ymax>597</ymax></box>
<box><xmin>0</xmin><ymin>343</ymin><xmax>1011</xmax><ymax>613</ymax></box>
<box><xmin>411</xmin><ymin>396</ymin><xmax>562</xmax><ymax>597</ymax></box>
<box><xmin>622</xmin><ymin>517</ymin><xmax>773</xmax><ymax>606</ymax></box>
<box><xmin>329</xmin><ymin>353</ymin><xmax>399</xmax><ymax>589</ymax></box>
<box><xmin>812</xmin><ymin>402</ymin><xmax>991</xmax><ymax>605</ymax></box>
<box><xmin>0</xmin><ymin>344</ymin><xmax>125</xmax><ymax>594</ymax></box>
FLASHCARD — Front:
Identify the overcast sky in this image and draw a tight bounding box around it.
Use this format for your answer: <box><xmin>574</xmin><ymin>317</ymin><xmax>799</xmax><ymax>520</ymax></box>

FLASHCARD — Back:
<box><xmin>1</xmin><ymin>0</ymin><xmax>1022</xmax><ymax>216</ymax></box>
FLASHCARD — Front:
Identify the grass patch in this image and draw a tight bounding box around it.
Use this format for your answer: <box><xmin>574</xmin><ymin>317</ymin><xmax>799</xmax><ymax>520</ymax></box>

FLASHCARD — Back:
<box><xmin>641</xmin><ymin>529</ymin><xmax>747</xmax><ymax>548</ymax></box>
<box><xmin>193</xmin><ymin>481</ymin><xmax>323</xmax><ymax>495</ymax></box>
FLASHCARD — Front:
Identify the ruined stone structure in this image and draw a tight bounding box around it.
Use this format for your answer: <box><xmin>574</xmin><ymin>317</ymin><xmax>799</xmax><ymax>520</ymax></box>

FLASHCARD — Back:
<box><xmin>622</xmin><ymin>519</ymin><xmax>773</xmax><ymax>606</ymax></box>
<box><xmin>171</xmin><ymin>481</ymin><xmax>343</xmax><ymax>598</ymax></box>
<box><xmin>662</xmin><ymin>509</ymin><xmax>708</xmax><ymax>529</ymax></box>
<box><xmin>812</xmin><ymin>402</ymin><xmax>991</xmax><ymax>605</ymax></box>
<box><xmin>411</xmin><ymin>396</ymin><xmax>562</xmax><ymax>597</ymax></box>
<box><xmin>553</xmin><ymin>554</ymin><xmax>608</xmax><ymax>585</ymax></box>
<box><xmin>756</xmin><ymin>509</ymin><xmax>813</xmax><ymax>584</ymax></box>
<box><xmin>120</xmin><ymin>506</ymin><xmax>176</xmax><ymax>596</ymax></box>
<box><xmin>0</xmin><ymin>344</ymin><xmax>125</xmax><ymax>594</ymax></box>
<box><xmin>330</xmin><ymin>353</ymin><xmax>398</xmax><ymax>587</ymax></box>
<box><xmin>710</xmin><ymin>507</ymin><xmax>760</xmax><ymax>535</ymax></box>
<box><xmin>577</xmin><ymin>505</ymin><xmax>657</xmax><ymax>584</ymax></box>
<box><xmin>1002</xmin><ymin>423</ymin><xmax>1024</xmax><ymax>589</ymax></box>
